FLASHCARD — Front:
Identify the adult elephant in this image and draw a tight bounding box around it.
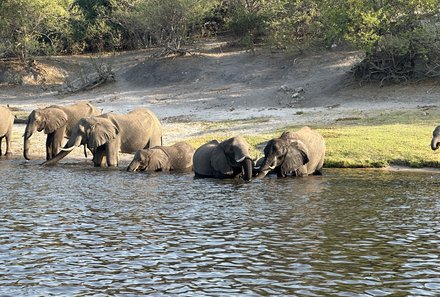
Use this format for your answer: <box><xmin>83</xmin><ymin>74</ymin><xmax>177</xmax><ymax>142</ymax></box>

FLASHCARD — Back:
<box><xmin>43</xmin><ymin>108</ymin><xmax>162</xmax><ymax>167</ymax></box>
<box><xmin>24</xmin><ymin>102</ymin><xmax>101</xmax><ymax>160</ymax></box>
<box><xmin>0</xmin><ymin>105</ymin><xmax>14</xmax><ymax>156</ymax></box>
<box><xmin>431</xmin><ymin>125</ymin><xmax>440</xmax><ymax>150</ymax></box>
<box><xmin>193</xmin><ymin>136</ymin><xmax>253</xmax><ymax>181</ymax></box>
<box><xmin>258</xmin><ymin>126</ymin><xmax>325</xmax><ymax>178</ymax></box>
<box><xmin>127</xmin><ymin>141</ymin><xmax>194</xmax><ymax>172</ymax></box>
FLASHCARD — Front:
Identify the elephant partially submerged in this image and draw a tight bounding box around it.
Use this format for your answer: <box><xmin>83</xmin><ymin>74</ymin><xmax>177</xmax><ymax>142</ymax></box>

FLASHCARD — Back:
<box><xmin>0</xmin><ymin>106</ymin><xmax>14</xmax><ymax>156</ymax></box>
<box><xmin>258</xmin><ymin>126</ymin><xmax>325</xmax><ymax>178</ymax></box>
<box><xmin>431</xmin><ymin>125</ymin><xmax>440</xmax><ymax>150</ymax></box>
<box><xmin>127</xmin><ymin>141</ymin><xmax>195</xmax><ymax>172</ymax></box>
<box><xmin>43</xmin><ymin>108</ymin><xmax>162</xmax><ymax>167</ymax></box>
<box><xmin>193</xmin><ymin>136</ymin><xmax>253</xmax><ymax>181</ymax></box>
<box><xmin>24</xmin><ymin>102</ymin><xmax>101</xmax><ymax>160</ymax></box>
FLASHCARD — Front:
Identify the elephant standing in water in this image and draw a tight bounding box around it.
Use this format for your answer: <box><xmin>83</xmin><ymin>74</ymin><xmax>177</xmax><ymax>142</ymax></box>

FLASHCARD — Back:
<box><xmin>258</xmin><ymin>126</ymin><xmax>325</xmax><ymax>178</ymax></box>
<box><xmin>127</xmin><ymin>141</ymin><xmax>195</xmax><ymax>172</ymax></box>
<box><xmin>0</xmin><ymin>106</ymin><xmax>14</xmax><ymax>156</ymax></box>
<box><xmin>431</xmin><ymin>126</ymin><xmax>440</xmax><ymax>150</ymax></box>
<box><xmin>43</xmin><ymin>108</ymin><xmax>162</xmax><ymax>167</ymax></box>
<box><xmin>24</xmin><ymin>102</ymin><xmax>101</xmax><ymax>160</ymax></box>
<box><xmin>193</xmin><ymin>136</ymin><xmax>253</xmax><ymax>181</ymax></box>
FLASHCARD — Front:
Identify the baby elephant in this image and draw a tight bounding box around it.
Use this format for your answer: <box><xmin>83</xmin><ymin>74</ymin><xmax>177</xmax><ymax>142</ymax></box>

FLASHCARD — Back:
<box><xmin>127</xmin><ymin>141</ymin><xmax>195</xmax><ymax>172</ymax></box>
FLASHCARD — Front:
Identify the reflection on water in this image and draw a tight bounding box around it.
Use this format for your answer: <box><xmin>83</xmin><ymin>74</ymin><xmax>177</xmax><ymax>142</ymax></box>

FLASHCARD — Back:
<box><xmin>1</xmin><ymin>160</ymin><xmax>440</xmax><ymax>296</ymax></box>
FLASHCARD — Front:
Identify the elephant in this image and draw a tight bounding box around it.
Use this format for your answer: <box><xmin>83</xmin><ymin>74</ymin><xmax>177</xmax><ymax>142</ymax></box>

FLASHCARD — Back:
<box><xmin>431</xmin><ymin>125</ymin><xmax>440</xmax><ymax>150</ymax></box>
<box><xmin>257</xmin><ymin>126</ymin><xmax>325</xmax><ymax>178</ymax></box>
<box><xmin>0</xmin><ymin>105</ymin><xmax>14</xmax><ymax>156</ymax></box>
<box><xmin>24</xmin><ymin>102</ymin><xmax>101</xmax><ymax>161</ymax></box>
<box><xmin>127</xmin><ymin>141</ymin><xmax>195</xmax><ymax>172</ymax></box>
<box><xmin>43</xmin><ymin>108</ymin><xmax>162</xmax><ymax>167</ymax></box>
<box><xmin>193</xmin><ymin>136</ymin><xmax>253</xmax><ymax>181</ymax></box>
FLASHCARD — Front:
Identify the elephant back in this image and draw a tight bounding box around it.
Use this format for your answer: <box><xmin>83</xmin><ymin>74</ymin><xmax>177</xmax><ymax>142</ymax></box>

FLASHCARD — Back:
<box><xmin>164</xmin><ymin>142</ymin><xmax>195</xmax><ymax>170</ymax></box>
<box><xmin>60</xmin><ymin>102</ymin><xmax>101</xmax><ymax>137</ymax></box>
<box><xmin>193</xmin><ymin>140</ymin><xmax>219</xmax><ymax>177</ymax></box>
<box><xmin>109</xmin><ymin>108</ymin><xmax>163</xmax><ymax>153</ymax></box>
<box><xmin>294</xmin><ymin>127</ymin><xmax>325</xmax><ymax>174</ymax></box>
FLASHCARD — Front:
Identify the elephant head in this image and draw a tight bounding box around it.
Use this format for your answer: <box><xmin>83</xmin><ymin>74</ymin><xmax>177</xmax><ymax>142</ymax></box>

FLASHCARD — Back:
<box><xmin>23</xmin><ymin>107</ymin><xmax>68</xmax><ymax>160</ymax></box>
<box><xmin>258</xmin><ymin>137</ymin><xmax>310</xmax><ymax>178</ymax></box>
<box><xmin>127</xmin><ymin>149</ymin><xmax>168</xmax><ymax>172</ymax></box>
<box><xmin>431</xmin><ymin>125</ymin><xmax>440</xmax><ymax>150</ymax></box>
<box><xmin>43</xmin><ymin>116</ymin><xmax>120</xmax><ymax>166</ymax></box>
<box><xmin>214</xmin><ymin>136</ymin><xmax>253</xmax><ymax>181</ymax></box>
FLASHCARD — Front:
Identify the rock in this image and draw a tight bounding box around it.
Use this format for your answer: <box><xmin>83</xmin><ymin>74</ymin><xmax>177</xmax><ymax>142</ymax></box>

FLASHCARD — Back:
<box><xmin>280</xmin><ymin>85</ymin><xmax>292</xmax><ymax>92</ymax></box>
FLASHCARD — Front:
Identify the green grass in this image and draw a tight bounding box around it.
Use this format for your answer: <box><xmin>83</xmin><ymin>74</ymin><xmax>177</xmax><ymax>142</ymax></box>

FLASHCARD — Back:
<box><xmin>184</xmin><ymin>108</ymin><xmax>440</xmax><ymax>168</ymax></box>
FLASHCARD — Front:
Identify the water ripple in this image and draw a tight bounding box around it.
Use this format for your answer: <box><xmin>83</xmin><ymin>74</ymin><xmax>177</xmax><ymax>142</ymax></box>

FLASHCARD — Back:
<box><xmin>0</xmin><ymin>162</ymin><xmax>439</xmax><ymax>295</ymax></box>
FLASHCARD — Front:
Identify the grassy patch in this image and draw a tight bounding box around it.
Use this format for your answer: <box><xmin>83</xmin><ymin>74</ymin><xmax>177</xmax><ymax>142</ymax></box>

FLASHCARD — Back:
<box><xmin>184</xmin><ymin>108</ymin><xmax>440</xmax><ymax>168</ymax></box>
<box><xmin>319</xmin><ymin>124</ymin><xmax>438</xmax><ymax>168</ymax></box>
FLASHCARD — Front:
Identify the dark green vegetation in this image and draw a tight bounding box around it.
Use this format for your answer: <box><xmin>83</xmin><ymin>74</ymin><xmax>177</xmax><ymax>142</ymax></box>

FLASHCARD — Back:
<box><xmin>185</xmin><ymin>108</ymin><xmax>440</xmax><ymax>169</ymax></box>
<box><xmin>1</xmin><ymin>1</ymin><xmax>439</xmax><ymax>82</ymax></box>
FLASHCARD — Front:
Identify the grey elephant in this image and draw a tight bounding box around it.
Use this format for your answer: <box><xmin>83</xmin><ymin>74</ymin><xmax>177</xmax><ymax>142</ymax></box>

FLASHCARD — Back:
<box><xmin>24</xmin><ymin>102</ymin><xmax>101</xmax><ymax>160</ymax></box>
<box><xmin>43</xmin><ymin>108</ymin><xmax>162</xmax><ymax>167</ymax></box>
<box><xmin>127</xmin><ymin>141</ymin><xmax>195</xmax><ymax>172</ymax></box>
<box><xmin>257</xmin><ymin>126</ymin><xmax>325</xmax><ymax>178</ymax></box>
<box><xmin>193</xmin><ymin>136</ymin><xmax>253</xmax><ymax>181</ymax></box>
<box><xmin>0</xmin><ymin>106</ymin><xmax>14</xmax><ymax>156</ymax></box>
<box><xmin>431</xmin><ymin>125</ymin><xmax>440</xmax><ymax>150</ymax></box>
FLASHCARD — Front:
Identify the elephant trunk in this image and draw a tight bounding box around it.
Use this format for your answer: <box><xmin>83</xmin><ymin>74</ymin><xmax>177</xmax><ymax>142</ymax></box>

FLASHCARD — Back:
<box><xmin>127</xmin><ymin>160</ymin><xmax>140</xmax><ymax>172</ymax></box>
<box><xmin>42</xmin><ymin>136</ymin><xmax>83</xmax><ymax>166</ymax></box>
<box><xmin>23</xmin><ymin>126</ymin><xmax>35</xmax><ymax>160</ymax></box>
<box><xmin>431</xmin><ymin>135</ymin><xmax>440</xmax><ymax>150</ymax></box>
<box><xmin>42</xmin><ymin>149</ymin><xmax>72</xmax><ymax>166</ymax></box>
<box><xmin>257</xmin><ymin>157</ymin><xmax>276</xmax><ymax>179</ymax></box>
<box><xmin>241</xmin><ymin>158</ymin><xmax>253</xmax><ymax>181</ymax></box>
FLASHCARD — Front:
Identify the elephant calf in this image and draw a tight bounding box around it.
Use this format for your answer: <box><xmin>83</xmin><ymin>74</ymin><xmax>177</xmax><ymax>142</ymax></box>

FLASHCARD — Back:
<box><xmin>193</xmin><ymin>136</ymin><xmax>253</xmax><ymax>181</ymax></box>
<box><xmin>258</xmin><ymin>126</ymin><xmax>325</xmax><ymax>178</ymax></box>
<box><xmin>127</xmin><ymin>142</ymin><xmax>195</xmax><ymax>172</ymax></box>
<box><xmin>0</xmin><ymin>105</ymin><xmax>14</xmax><ymax>156</ymax></box>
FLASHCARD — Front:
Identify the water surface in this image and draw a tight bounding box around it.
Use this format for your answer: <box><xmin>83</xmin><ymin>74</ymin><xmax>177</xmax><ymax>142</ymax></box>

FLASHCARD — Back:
<box><xmin>1</xmin><ymin>160</ymin><xmax>439</xmax><ymax>296</ymax></box>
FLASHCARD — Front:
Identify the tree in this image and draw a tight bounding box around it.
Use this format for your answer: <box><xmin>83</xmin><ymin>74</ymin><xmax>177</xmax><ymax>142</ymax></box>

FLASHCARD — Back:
<box><xmin>0</xmin><ymin>0</ymin><xmax>69</xmax><ymax>60</ymax></box>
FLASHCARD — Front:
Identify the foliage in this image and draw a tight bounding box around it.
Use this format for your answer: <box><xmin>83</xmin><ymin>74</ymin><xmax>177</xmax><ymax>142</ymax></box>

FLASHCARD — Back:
<box><xmin>1</xmin><ymin>0</ymin><xmax>440</xmax><ymax>82</ymax></box>
<box><xmin>132</xmin><ymin>0</ymin><xmax>209</xmax><ymax>49</ymax></box>
<box><xmin>0</xmin><ymin>0</ymin><xmax>69</xmax><ymax>60</ymax></box>
<box><xmin>226</xmin><ymin>1</ymin><xmax>268</xmax><ymax>46</ymax></box>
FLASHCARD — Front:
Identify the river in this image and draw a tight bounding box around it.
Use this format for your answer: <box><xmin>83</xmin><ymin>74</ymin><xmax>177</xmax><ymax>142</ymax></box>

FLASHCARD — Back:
<box><xmin>1</xmin><ymin>160</ymin><xmax>439</xmax><ymax>296</ymax></box>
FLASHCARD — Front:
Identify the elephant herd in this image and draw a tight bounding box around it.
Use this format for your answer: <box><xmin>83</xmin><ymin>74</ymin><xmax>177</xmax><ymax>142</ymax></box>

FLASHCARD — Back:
<box><xmin>2</xmin><ymin>101</ymin><xmax>440</xmax><ymax>180</ymax></box>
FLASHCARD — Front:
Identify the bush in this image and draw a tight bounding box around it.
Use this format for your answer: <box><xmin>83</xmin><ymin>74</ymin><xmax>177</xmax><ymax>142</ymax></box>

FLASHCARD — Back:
<box><xmin>228</xmin><ymin>9</ymin><xmax>267</xmax><ymax>43</ymax></box>
<box><xmin>352</xmin><ymin>18</ymin><xmax>440</xmax><ymax>84</ymax></box>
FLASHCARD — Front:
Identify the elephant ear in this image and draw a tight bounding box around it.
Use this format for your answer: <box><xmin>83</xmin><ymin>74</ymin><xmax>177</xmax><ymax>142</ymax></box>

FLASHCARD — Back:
<box><xmin>211</xmin><ymin>146</ymin><xmax>233</xmax><ymax>176</ymax></box>
<box><xmin>88</xmin><ymin>120</ymin><xmax>119</xmax><ymax>148</ymax></box>
<box><xmin>281</xmin><ymin>140</ymin><xmax>310</xmax><ymax>175</ymax></box>
<box><xmin>43</xmin><ymin>108</ymin><xmax>68</xmax><ymax>134</ymax></box>
<box><xmin>146</xmin><ymin>149</ymin><xmax>169</xmax><ymax>171</ymax></box>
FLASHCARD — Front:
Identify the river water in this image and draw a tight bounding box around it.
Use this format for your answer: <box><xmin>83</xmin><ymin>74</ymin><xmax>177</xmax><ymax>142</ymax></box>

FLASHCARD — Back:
<box><xmin>0</xmin><ymin>160</ymin><xmax>439</xmax><ymax>296</ymax></box>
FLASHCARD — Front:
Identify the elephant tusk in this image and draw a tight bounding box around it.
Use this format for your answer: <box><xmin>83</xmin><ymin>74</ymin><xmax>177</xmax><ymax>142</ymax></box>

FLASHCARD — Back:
<box><xmin>268</xmin><ymin>164</ymin><xmax>276</xmax><ymax>170</ymax></box>
<box><xmin>60</xmin><ymin>146</ymin><xmax>76</xmax><ymax>152</ymax></box>
<box><xmin>235</xmin><ymin>156</ymin><xmax>246</xmax><ymax>163</ymax></box>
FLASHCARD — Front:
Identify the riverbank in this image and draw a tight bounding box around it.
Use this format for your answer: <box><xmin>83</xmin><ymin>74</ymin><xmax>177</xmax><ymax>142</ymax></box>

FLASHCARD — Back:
<box><xmin>2</xmin><ymin>42</ymin><xmax>440</xmax><ymax>168</ymax></box>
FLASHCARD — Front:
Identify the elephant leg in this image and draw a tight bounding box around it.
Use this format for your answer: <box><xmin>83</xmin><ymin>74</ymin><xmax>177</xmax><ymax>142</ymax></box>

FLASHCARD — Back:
<box><xmin>0</xmin><ymin>136</ymin><xmax>3</xmax><ymax>156</ymax></box>
<box><xmin>105</xmin><ymin>144</ymin><xmax>118</xmax><ymax>167</ymax></box>
<box><xmin>51</xmin><ymin>128</ymin><xmax>65</xmax><ymax>158</ymax></box>
<box><xmin>46</xmin><ymin>133</ymin><xmax>55</xmax><ymax>160</ymax></box>
<box><xmin>93</xmin><ymin>147</ymin><xmax>106</xmax><ymax>167</ymax></box>
<box><xmin>313</xmin><ymin>157</ymin><xmax>325</xmax><ymax>176</ymax></box>
<box><xmin>5</xmin><ymin>132</ymin><xmax>12</xmax><ymax>156</ymax></box>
